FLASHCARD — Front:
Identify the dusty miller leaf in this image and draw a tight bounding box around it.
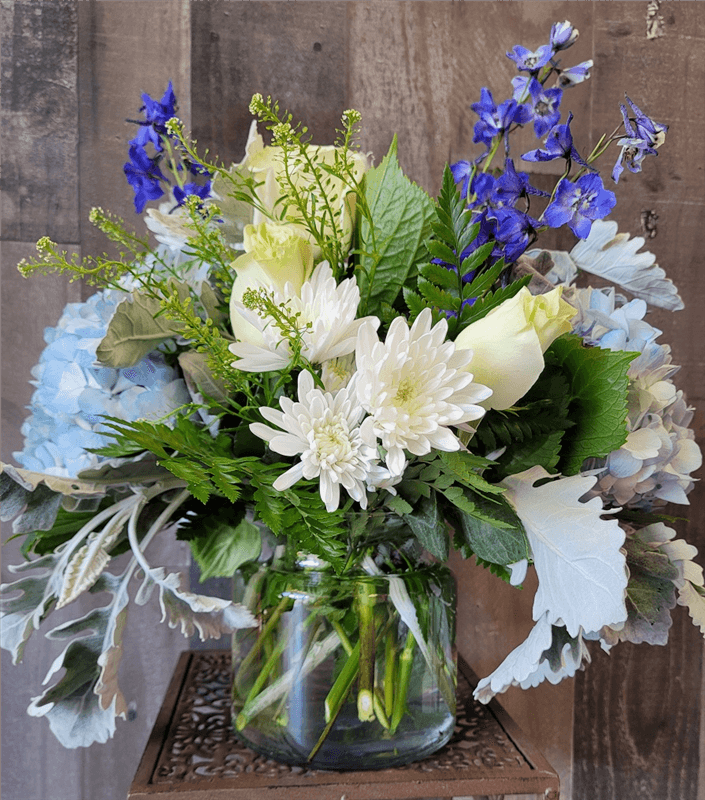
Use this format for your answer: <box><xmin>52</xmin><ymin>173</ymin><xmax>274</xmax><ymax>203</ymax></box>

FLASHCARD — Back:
<box><xmin>501</xmin><ymin>466</ymin><xmax>628</xmax><ymax>637</ymax></box>
<box><xmin>134</xmin><ymin>567</ymin><xmax>256</xmax><ymax>640</ymax></box>
<box><xmin>27</xmin><ymin>570</ymin><xmax>130</xmax><ymax>748</ymax></box>
<box><xmin>96</xmin><ymin>291</ymin><xmax>183</xmax><ymax>368</ymax></box>
<box><xmin>570</xmin><ymin>220</ymin><xmax>683</xmax><ymax>311</ymax></box>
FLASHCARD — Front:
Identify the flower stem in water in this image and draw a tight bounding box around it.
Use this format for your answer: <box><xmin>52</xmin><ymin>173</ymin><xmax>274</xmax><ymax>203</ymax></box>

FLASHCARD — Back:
<box><xmin>390</xmin><ymin>629</ymin><xmax>415</xmax><ymax>734</ymax></box>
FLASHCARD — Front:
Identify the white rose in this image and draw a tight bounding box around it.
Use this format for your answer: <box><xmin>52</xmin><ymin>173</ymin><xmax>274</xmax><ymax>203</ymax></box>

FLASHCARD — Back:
<box><xmin>229</xmin><ymin>221</ymin><xmax>313</xmax><ymax>345</ymax></box>
<box><xmin>454</xmin><ymin>287</ymin><xmax>576</xmax><ymax>410</ymax></box>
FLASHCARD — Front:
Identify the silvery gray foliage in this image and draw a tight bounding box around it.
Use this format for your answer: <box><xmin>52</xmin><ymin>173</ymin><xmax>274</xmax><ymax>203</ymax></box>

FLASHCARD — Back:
<box><xmin>529</xmin><ymin>218</ymin><xmax>684</xmax><ymax>311</ymax></box>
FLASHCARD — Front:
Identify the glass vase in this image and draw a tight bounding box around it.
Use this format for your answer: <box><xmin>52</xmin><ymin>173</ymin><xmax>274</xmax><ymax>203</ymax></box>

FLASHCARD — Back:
<box><xmin>231</xmin><ymin>549</ymin><xmax>456</xmax><ymax>769</ymax></box>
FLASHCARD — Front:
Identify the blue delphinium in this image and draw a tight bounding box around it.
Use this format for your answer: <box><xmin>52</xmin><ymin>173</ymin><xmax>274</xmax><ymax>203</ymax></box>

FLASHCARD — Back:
<box><xmin>131</xmin><ymin>82</ymin><xmax>177</xmax><ymax>152</ymax></box>
<box><xmin>491</xmin><ymin>158</ymin><xmax>547</xmax><ymax>206</ymax></box>
<box><xmin>526</xmin><ymin>78</ymin><xmax>563</xmax><ymax>137</ymax></box>
<box><xmin>124</xmin><ymin>144</ymin><xmax>168</xmax><ymax>213</ymax></box>
<box><xmin>124</xmin><ymin>83</ymin><xmax>212</xmax><ymax>214</ymax></box>
<box><xmin>543</xmin><ymin>173</ymin><xmax>616</xmax><ymax>238</ymax></box>
<box><xmin>522</xmin><ymin>113</ymin><xmax>593</xmax><ymax>170</ymax></box>
<box><xmin>506</xmin><ymin>43</ymin><xmax>553</xmax><ymax>72</ymax></box>
<box><xmin>549</xmin><ymin>21</ymin><xmax>579</xmax><ymax>51</ymax></box>
<box><xmin>612</xmin><ymin>95</ymin><xmax>667</xmax><ymax>183</ymax></box>
<box><xmin>471</xmin><ymin>88</ymin><xmax>532</xmax><ymax>151</ymax></box>
<box><xmin>556</xmin><ymin>60</ymin><xmax>593</xmax><ymax>88</ymax></box>
<box><xmin>14</xmin><ymin>291</ymin><xmax>190</xmax><ymax>478</ymax></box>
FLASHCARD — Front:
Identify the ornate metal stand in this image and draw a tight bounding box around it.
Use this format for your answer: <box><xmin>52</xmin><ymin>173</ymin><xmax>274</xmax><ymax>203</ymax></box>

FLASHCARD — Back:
<box><xmin>128</xmin><ymin>650</ymin><xmax>559</xmax><ymax>800</ymax></box>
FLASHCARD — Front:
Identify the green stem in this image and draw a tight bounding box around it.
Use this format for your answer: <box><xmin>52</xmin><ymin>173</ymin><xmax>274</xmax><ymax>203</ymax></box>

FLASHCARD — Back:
<box><xmin>384</xmin><ymin>630</ymin><xmax>396</xmax><ymax>718</ymax></box>
<box><xmin>373</xmin><ymin>688</ymin><xmax>391</xmax><ymax>730</ymax></box>
<box><xmin>356</xmin><ymin>581</ymin><xmax>377</xmax><ymax>722</ymax></box>
<box><xmin>235</xmin><ymin>635</ymin><xmax>287</xmax><ymax>731</ymax></box>
<box><xmin>324</xmin><ymin>641</ymin><xmax>360</xmax><ymax>722</ymax></box>
<box><xmin>234</xmin><ymin>595</ymin><xmax>291</xmax><ymax>691</ymax></box>
<box><xmin>390</xmin><ymin>629</ymin><xmax>416</xmax><ymax>734</ymax></box>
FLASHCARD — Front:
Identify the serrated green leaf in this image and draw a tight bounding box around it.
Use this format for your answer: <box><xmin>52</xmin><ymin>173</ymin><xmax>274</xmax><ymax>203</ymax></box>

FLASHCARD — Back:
<box><xmin>403</xmin><ymin>494</ymin><xmax>448</xmax><ymax>561</ymax></box>
<box><xmin>440</xmin><ymin>486</ymin><xmax>477</xmax><ymax>514</ymax></box>
<box><xmin>461</xmin><ymin>257</ymin><xmax>505</xmax><ymax>299</ymax></box>
<box><xmin>426</xmin><ymin>241</ymin><xmax>458</xmax><ymax>265</ymax></box>
<box><xmin>546</xmin><ymin>335</ymin><xmax>636</xmax><ymax>475</ymax></box>
<box><xmin>190</xmin><ymin>515</ymin><xmax>262</xmax><ymax>581</ymax></box>
<box><xmin>357</xmin><ymin>137</ymin><xmax>435</xmax><ymax>317</ymax></box>
<box><xmin>439</xmin><ymin>451</ymin><xmax>504</xmax><ymax>495</ymax></box>
<box><xmin>417</xmin><ymin>278</ymin><xmax>457</xmax><ymax>311</ymax></box>
<box><xmin>459</xmin><ymin>242</ymin><xmax>495</xmax><ymax>277</ymax></box>
<box><xmin>458</xmin><ymin>275</ymin><xmax>532</xmax><ymax>329</ymax></box>
<box><xmin>403</xmin><ymin>287</ymin><xmax>427</xmax><ymax>320</ymax></box>
<box><xmin>419</xmin><ymin>262</ymin><xmax>460</xmax><ymax>290</ymax></box>
<box><xmin>459</xmin><ymin>496</ymin><xmax>531</xmax><ymax>567</ymax></box>
<box><xmin>385</xmin><ymin>494</ymin><xmax>413</xmax><ymax>516</ymax></box>
<box><xmin>96</xmin><ymin>292</ymin><xmax>183</xmax><ymax>368</ymax></box>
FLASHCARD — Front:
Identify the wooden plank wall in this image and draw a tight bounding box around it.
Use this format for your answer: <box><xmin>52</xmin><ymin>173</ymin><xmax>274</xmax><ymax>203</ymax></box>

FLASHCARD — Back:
<box><xmin>1</xmin><ymin>3</ymin><xmax>703</xmax><ymax>799</ymax></box>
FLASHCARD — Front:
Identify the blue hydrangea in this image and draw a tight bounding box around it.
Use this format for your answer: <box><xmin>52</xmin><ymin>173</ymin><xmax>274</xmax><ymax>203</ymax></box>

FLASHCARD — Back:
<box><xmin>14</xmin><ymin>290</ymin><xmax>190</xmax><ymax>478</ymax></box>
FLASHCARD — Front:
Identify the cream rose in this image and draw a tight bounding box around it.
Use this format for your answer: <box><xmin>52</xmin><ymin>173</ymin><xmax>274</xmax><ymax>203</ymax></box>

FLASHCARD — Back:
<box><xmin>454</xmin><ymin>286</ymin><xmax>576</xmax><ymax>410</ymax></box>
<box><xmin>229</xmin><ymin>221</ymin><xmax>314</xmax><ymax>345</ymax></box>
<box><xmin>226</xmin><ymin>122</ymin><xmax>368</xmax><ymax>255</ymax></box>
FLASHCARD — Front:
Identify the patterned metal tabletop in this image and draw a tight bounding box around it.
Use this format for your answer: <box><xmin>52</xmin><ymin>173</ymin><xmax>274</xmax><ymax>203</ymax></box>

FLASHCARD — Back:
<box><xmin>129</xmin><ymin>650</ymin><xmax>560</xmax><ymax>799</ymax></box>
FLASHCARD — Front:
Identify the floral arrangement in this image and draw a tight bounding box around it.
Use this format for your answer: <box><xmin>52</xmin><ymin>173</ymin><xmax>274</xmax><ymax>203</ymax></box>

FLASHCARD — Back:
<box><xmin>2</xmin><ymin>20</ymin><xmax>703</xmax><ymax>751</ymax></box>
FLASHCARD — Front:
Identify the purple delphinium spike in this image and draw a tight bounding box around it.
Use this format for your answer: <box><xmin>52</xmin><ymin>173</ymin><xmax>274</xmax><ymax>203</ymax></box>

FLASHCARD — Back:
<box><xmin>543</xmin><ymin>173</ymin><xmax>616</xmax><ymax>239</ymax></box>
<box><xmin>472</xmin><ymin>88</ymin><xmax>532</xmax><ymax>150</ymax></box>
<box><xmin>611</xmin><ymin>95</ymin><xmax>667</xmax><ymax>182</ymax></box>
<box><xmin>131</xmin><ymin>82</ymin><xmax>177</xmax><ymax>152</ymax></box>
<box><xmin>556</xmin><ymin>60</ymin><xmax>593</xmax><ymax>88</ymax></box>
<box><xmin>623</xmin><ymin>94</ymin><xmax>668</xmax><ymax>149</ymax></box>
<box><xmin>487</xmin><ymin>206</ymin><xmax>540</xmax><ymax>262</ymax></box>
<box><xmin>450</xmin><ymin>160</ymin><xmax>473</xmax><ymax>199</ymax></box>
<box><xmin>527</xmin><ymin>78</ymin><xmax>563</xmax><ymax>138</ymax></box>
<box><xmin>492</xmin><ymin>158</ymin><xmax>549</xmax><ymax>207</ymax></box>
<box><xmin>173</xmin><ymin>180</ymin><xmax>213</xmax><ymax>207</ymax></box>
<box><xmin>522</xmin><ymin>113</ymin><xmax>594</xmax><ymax>170</ymax></box>
<box><xmin>124</xmin><ymin>144</ymin><xmax>167</xmax><ymax>213</ymax></box>
<box><xmin>550</xmin><ymin>21</ymin><xmax>579</xmax><ymax>51</ymax></box>
<box><xmin>507</xmin><ymin>44</ymin><xmax>553</xmax><ymax>73</ymax></box>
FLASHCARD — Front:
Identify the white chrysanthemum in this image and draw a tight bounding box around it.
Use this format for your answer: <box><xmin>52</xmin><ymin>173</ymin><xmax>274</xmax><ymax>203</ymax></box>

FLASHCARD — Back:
<box><xmin>354</xmin><ymin>308</ymin><xmax>492</xmax><ymax>476</ymax></box>
<box><xmin>229</xmin><ymin>262</ymin><xmax>378</xmax><ymax>372</ymax></box>
<box><xmin>249</xmin><ymin>370</ymin><xmax>381</xmax><ymax>512</ymax></box>
<box><xmin>321</xmin><ymin>354</ymin><xmax>355</xmax><ymax>393</ymax></box>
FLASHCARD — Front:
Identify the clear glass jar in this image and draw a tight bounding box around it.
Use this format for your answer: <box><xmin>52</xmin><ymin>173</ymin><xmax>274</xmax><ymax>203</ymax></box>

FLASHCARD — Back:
<box><xmin>231</xmin><ymin>556</ymin><xmax>456</xmax><ymax>769</ymax></box>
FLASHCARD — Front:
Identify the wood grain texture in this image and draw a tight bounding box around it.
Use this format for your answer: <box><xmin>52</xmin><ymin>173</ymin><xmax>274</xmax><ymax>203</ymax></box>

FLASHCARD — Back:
<box><xmin>572</xmin><ymin>5</ymin><xmax>705</xmax><ymax>798</ymax></box>
<box><xmin>1</xmin><ymin>243</ymin><xmax>84</xmax><ymax>800</ymax></box>
<box><xmin>77</xmin><ymin>0</ymin><xmax>192</xmax><ymax>268</ymax></box>
<box><xmin>1</xmin><ymin>0</ymin><xmax>80</xmax><ymax>243</ymax></box>
<box><xmin>190</xmin><ymin>1</ymin><xmax>348</xmax><ymax>163</ymax></box>
<box><xmin>2</xmin><ymin>4</ymin><xmax>193</xmax><ymax>800</ymax></box>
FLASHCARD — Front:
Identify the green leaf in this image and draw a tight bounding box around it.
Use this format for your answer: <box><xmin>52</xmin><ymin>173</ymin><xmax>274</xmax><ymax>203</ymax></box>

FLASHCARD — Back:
<box><xmin>96</xmin><ymin>292</ymin><xmax>183</xmax><ymax>368</ymax></box>
<box><xmin>458</xmin><ymin>274</ymin><xmax>531</xmax><ymax>329</ymax></box>
<box><xmin>459</xmin><ymin>242</ymin><xmax>496</xmax><ymax>279</ymax></box>
<box><xmin>419</xmin><ymin>261</ymin><xmax>460</xmax><ymax>290</ymax></box>
<box><xmin>189</xmin><ymin>514</ymin><xmax>262</xmax><ymax>581</ymax></box>
<box><xmin>546</xmin><ymin>334</ymin><xmax>637</xmax><ymax>475</ymax></box>
<box><xmin>357</xmin><ymin>136</ymin><xmax>435</xmax><ymax>317</ymax></box>
<box><xmin>417</xmin><ymin>278</ymin><xmax>457</xmax><ymax>310</ymax></box>
<box><xmin>403</xmin><ymin>494</ymin><xmax>448</xmax><ymax>560</ymax></box>
<box><xmin>178</xmin><ymin>351</ymin><xmax>229</xmax><ymax>403</ymax></box>
<box><xmin>385</xmin><ymin>494</ymin><xmax>413</xmax><ymax>516</ymax></box>
<box><xmin>281</xmin><ymin>490</ymin><xmax>348</xmax><ymax>572</ymax></box>
<box><xmin>438</xmin><ymin>451</ymin><xmax>504</xmax><ymax>495</ymax></box>
<box><xmin>457</xmin><ymin>495</ymin><xmax>530</xmax><ymax>566</ymax></box>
